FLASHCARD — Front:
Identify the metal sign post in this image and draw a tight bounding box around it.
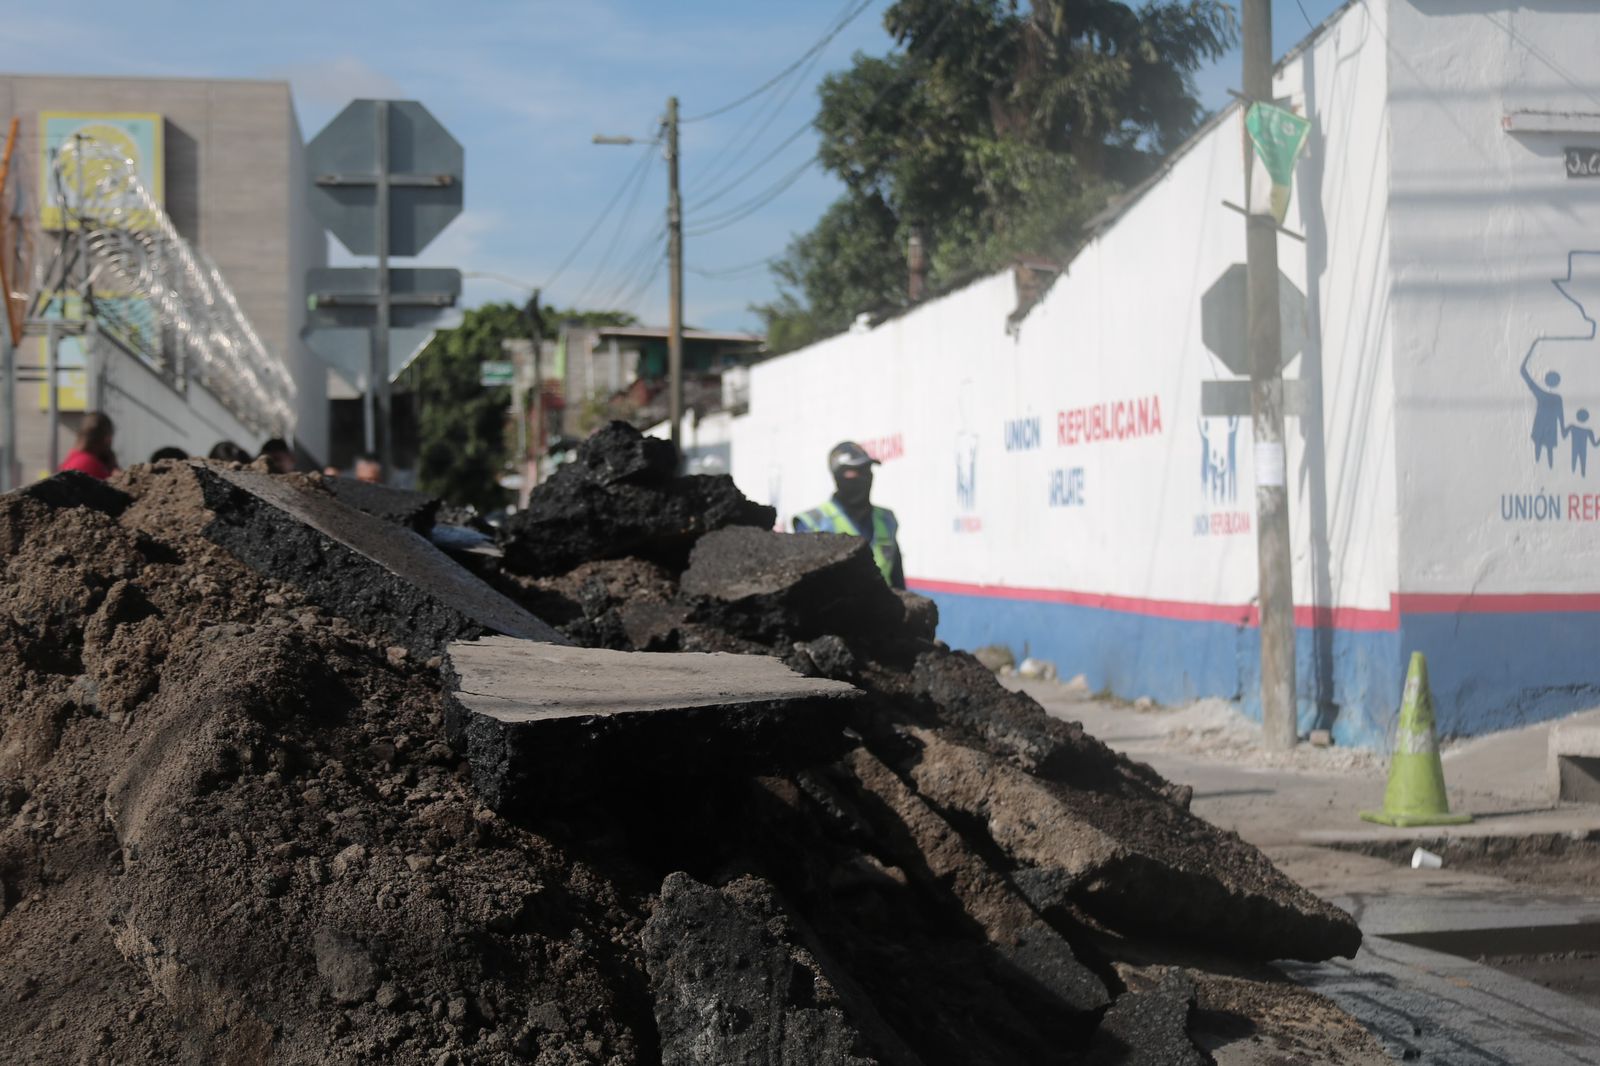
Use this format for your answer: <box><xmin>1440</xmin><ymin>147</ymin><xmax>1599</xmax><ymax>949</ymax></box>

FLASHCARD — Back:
<box><xmin>0</xmin><ymin>325</ymin><xmax>13</xmax><ymax>492</ymax></box>
<box><xmin>306</xmin><ymin>99</ymin><xmax>463</xmax><ymax>478</ymax></box>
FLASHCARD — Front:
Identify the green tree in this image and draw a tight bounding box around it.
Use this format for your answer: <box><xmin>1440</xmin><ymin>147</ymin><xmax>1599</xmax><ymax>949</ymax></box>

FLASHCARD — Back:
<box><xmin>405</xmin><ymin>303</ymin><xmax>527</xmax><ymax>513</ymax></box>
<box><xmin>404</xmin><ymin>303</ymin><xmax>642</xmax><ymax>510</ymax></box>
<box><xmin>757</xmin><ymin>0</ymin><xmax>1234</xmax><ymax>350</ymax></box>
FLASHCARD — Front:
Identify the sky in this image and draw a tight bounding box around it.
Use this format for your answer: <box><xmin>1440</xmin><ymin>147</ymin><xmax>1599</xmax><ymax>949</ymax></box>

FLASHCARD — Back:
<box><xmin>1</xmin><ymin>0</ymin><xmax>1350</xmax><ymax>333</ymax></box>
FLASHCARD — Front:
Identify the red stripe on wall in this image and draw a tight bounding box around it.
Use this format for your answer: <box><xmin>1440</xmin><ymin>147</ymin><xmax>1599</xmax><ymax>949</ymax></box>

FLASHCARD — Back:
<box><xmin>906</xmin><ymin>580</ymin><xmax>1600</xmax><ymax>631</ymax></box>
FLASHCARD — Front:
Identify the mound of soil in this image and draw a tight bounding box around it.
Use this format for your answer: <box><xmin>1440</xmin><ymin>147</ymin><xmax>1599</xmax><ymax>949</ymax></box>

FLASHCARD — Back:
<box><xmin>0</xmin><ymin>449</ymin><xmax>1376</xmax><ymax>1065</ymax></box>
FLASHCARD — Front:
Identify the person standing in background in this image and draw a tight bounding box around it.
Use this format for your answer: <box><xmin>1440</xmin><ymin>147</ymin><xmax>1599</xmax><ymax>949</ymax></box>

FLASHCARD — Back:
<box><xmin>258</xmin><ymin>438</ymin><xmax>295</xmax><ymax>474</ymax></box>
<box><xmin>793</xmin><ymin>441</ymin><xmax>905</xmax><ymax>589</ymax></box>
<box><xmin>60</xmin><ymin>412</ymin><xmax>119</xmax><ymax>480</ymax></box>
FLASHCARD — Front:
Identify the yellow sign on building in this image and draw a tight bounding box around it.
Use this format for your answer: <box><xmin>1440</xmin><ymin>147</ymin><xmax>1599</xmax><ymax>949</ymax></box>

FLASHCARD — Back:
<box><xmin>39</xmin><ymin>111</ymin><xmax>164</xmax><ymax>231</ymax></box>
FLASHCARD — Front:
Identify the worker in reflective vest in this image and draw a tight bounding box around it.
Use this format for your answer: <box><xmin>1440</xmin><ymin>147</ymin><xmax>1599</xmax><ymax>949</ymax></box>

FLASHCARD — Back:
<box><xmin>793</xmin><ymin>441</ymin><xmax>905</xmax><ymax>589</ymax></box>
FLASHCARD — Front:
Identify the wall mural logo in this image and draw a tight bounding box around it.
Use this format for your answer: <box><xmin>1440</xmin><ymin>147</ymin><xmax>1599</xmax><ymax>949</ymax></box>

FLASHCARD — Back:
<box><xmin>953</xmin><ymin>380</ymin><xmax>981</xmax><ymax>532</ymax></box>
<box><xmin>1194</xmin><ymin>415</ymin><xmax>1251</xmax><ymax>536</ymax></box>
<box><xmin>1505</xmin><ymin>252</ymin><xmax>1600</xmax><ymax>522</ymax></box>
<box><xmin>1200</xmin><ymin>416</ymin><xmax>1241</xmax><ymax>503</ymax></box>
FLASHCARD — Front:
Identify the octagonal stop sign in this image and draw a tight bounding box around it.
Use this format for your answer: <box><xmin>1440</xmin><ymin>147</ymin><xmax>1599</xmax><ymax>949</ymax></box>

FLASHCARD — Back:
<box><xmin>307</xmin><ymin>99</ymin><xmax>463</xmax><ymax>257</ymax></box>
<box><xmin>1200</xmin><ymin>264</ymin><xmax>1307</xmax><ymax>376</ymax></box>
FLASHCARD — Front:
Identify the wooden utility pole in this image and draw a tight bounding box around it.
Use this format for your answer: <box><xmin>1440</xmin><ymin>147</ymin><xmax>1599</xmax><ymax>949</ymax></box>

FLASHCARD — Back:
<box><xmin>665</xmin><ymin>96</ymin><xmax>684</xmax><ymax>463</ymax></box>
<box><xmin>1244</xmin><ymin>0</ymin><xmax>1298</xmax><ymax>750</ymax></box>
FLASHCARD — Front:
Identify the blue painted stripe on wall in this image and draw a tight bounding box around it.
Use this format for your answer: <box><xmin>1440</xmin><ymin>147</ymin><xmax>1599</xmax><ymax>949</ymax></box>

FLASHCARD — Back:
<box><xmin>922</xmin><ymin>588</ymin><xmax>1402</xmax><ymax>749</ymax></box>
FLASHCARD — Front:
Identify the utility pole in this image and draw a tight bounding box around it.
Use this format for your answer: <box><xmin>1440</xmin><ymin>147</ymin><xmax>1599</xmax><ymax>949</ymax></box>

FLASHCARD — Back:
<box><xmin>596</xmin><ymin>96</ymin><xmax>684</xmax><ymax>463</ymax></box>
<box><xmin>372</xmin><ymin>99</ymin><xmax>394</xmax><ymax>480</ymax></box>
<box><xmin>1243</xmin><ymin>0</ymin><xmax>1298</xmax><ymax>750</ymax></box>
<box><xmin>665</xmin><ymin>96</ymin><xmax>684</xmax><ymax>464</ymax></box>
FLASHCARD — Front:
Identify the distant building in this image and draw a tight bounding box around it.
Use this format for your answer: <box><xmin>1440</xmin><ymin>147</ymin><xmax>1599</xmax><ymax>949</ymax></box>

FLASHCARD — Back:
<box><xmin>0</xmin><ymin>73</ymin><xmax>330</xmax><ymax>476</ymax></box>
<box><xmin>550</xmin><ymin>323</ymin><xmax>764</xmax><ymax>436</ymax></box>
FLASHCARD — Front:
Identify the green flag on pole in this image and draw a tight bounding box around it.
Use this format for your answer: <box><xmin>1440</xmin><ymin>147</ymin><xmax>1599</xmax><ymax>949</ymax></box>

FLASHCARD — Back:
<box><xmin>1245</xmin><ymin>102</ymin><xmax>1311</xmax><ymax>224</ymax></box>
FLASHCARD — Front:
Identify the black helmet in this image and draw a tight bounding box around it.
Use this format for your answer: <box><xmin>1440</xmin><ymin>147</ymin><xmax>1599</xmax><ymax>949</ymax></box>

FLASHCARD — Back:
<box><xmin>827</xmin><ymin>441</ymin><xmax>878</xmax><ymax>477</ymax></box>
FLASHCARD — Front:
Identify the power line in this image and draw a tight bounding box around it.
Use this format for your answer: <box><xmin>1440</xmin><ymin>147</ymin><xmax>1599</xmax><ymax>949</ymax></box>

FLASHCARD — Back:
<box><xmin>685</xmin><ymin>3</ymin><xmax>969</xmax><ymax>250</ymax></box>
<box><xmin>594</xmin><ymin>226</ymin><xmax>667</xmax><ymax>310</ymax></box>
<box><xmin>686</xmin><ymin>117</ymin><xmax>816</xmax><ymax>218</ymax></box>
<box><xmin>539</xmin><ymin>140</ymin><xmax>655</xmax><ymax>293</ymax></box>
<box><xmin>681</xmin><ymin>0</ymin><xmax>875</xmax><ymax>124</ymax></box>
<box><xmin>570</xmin><ymin>151</ymin><xmax>660</xmax><ymax>307</ymax></box>
<box><xmin>617</xmin><ymin>251</ymin><xmax>668</xmax><ymax>314</ymax></box>
<box><xmin>683</xmin><ymin>38</ymin><xmax>829</xmax><ymax>203</ymax></box>
<box><xmin>685</xmin><ymin>156</ymin><xmax>817</xmax><ymax>237</ymax></box>
<box><xmin>689</xmin><ymin>254</ymin><xmax>779</xmax><ymax>279</ymax></box>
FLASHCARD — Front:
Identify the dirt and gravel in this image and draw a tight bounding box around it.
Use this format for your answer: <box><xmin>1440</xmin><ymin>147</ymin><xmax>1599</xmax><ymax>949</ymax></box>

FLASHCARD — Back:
<box><xmin>0</xmin><ymin>426</ymin><xmax>1384</xmax><ymax>1064</ymax></box>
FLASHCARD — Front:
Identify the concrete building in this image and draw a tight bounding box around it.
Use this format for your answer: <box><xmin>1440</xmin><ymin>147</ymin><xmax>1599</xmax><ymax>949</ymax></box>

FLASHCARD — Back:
<box><xmin>728</xmin><ymin>0</ymin><xmax>1600</xmax><ymax>748</ymax></box>
<box><xmin>0</xmin><ymin>73</ymin><xmax>328</xmax><ymax>475</ymax></box>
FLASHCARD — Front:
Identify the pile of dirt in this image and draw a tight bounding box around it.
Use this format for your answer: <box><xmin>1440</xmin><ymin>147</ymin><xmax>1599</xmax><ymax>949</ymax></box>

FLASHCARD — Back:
<box><xmin>0</xmin><ymin>428</ymin><xmax>1380</xmax><ymax>1065</ymax></box>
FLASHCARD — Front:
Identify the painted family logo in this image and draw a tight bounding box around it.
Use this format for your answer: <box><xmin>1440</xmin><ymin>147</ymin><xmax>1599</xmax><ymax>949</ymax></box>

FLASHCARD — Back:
<box><xmin>1505</xmin><ymin>252</ymin><xmax>1600</xmax><ymax>522</ymax></box>
<box><xmin>1194</xmin><ymin>416</ymin><xmax>1251</xmax><ymax>536</ymax></box>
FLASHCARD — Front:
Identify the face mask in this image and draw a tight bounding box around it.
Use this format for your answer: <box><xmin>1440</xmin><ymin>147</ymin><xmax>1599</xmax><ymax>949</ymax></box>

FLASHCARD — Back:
<box><xmin>834</xmin><ymin>470</ymin><xmax>872</xmax><ymax>507</ymax></box>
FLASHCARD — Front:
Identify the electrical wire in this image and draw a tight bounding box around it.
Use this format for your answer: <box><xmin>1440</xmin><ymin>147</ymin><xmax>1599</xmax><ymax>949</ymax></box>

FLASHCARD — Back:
<box><xmin>616</xmin><ymin>251</ymin><xmax>668</xmax><ymax>315</ymax></box>
<box><xmin>684</xmin><ymin>156</ymin><xmax>817</xmax><ymax>237</ymax></box>
<box><xmin>570</xmin><ymin>151</ymin><xmax>660</xmax><ymax>307</ymax></box>
<box><xmin>594</xmin><ymin>226</ymin><xmax>668</xmax><ymax>310</ymax></box>
<box><xmin>689</xmin><ymin>254</ymin><xmax>779</xmax><ymax>279</ymax></box>
<box><xmin>686</xmin><ymin>116</ymin><xmax>816</xmax><ymax>219</ymax></box>
<box><xmin>687</xmin><ymin>1</ymin><xmax>997</xmax><ymax>243</ymax></box>
<box><xmin>540</xmin><ymin>141</ymin><xmax>655</xmax><ymax>293</ymax></box>
<box><xmin>681</xmin><ymin>0</ymin><xmax>875</xmax><ymax>124</ymax></box>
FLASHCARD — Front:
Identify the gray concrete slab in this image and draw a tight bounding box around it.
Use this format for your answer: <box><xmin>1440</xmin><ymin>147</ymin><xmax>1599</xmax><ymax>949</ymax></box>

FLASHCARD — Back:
<box><xmin>449</xmin><ymin>637</ymin><xmax>858</xmax><ymax>724</ymax></box>
<box><xmin>447</xmin><ymin>636</ymin><xmax>860</xmax><ymax>811</ymax></box>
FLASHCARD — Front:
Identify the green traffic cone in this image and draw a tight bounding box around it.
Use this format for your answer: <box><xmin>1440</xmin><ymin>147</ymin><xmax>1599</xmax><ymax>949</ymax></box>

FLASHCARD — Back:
<box><xmin>1360</xmin><ymin>652</ymin><xmax>1471</xmax><ymax>827</ymax></box>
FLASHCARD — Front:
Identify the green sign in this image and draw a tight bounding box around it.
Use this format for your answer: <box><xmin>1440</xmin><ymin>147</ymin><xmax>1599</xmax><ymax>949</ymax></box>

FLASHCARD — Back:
<box><xmin>1245</xmin><ymin>103</ymin><xmax>1311</xmax><ymax>224</ymax></box>
<box><xmin>479</xmin><ymin>360</ymin><xmax>513</xmax><ymax>387</ymax></box>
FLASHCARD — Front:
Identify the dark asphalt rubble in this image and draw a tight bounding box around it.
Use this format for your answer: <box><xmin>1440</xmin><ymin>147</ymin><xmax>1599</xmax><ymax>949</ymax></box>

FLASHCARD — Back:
<box><xmin>0</xmin><ymin>426</ymin><xmax>1372</xmax><ymax>1065</ymax></box>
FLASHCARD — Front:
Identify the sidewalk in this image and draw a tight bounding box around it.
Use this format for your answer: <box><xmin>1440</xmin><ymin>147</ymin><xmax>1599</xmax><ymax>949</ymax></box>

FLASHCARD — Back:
<box><xmin>1008</xmin><ymin>677</ymin><xmax>1600</xmax><ymax>849</ymax></box>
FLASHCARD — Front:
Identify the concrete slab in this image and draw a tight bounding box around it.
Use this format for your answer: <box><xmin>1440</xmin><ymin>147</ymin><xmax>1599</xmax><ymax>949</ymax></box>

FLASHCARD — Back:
<box><xmin>447</xmin><ymin>636</ymin><xmax>859</xmax><ymax>810</ymax></box>
<box><xmin>195</xmin><ymin>466</ymin><xmax>566</xmax><ymax>655</ymax></box>
<box><xmin>1550</xmin><ymin>712</ymin><xmax>1600</xmax><ymax>804</ymax></box>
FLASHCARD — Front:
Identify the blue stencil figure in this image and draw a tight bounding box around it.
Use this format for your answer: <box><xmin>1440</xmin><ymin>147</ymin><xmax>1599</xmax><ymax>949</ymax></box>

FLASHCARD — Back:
<box><xmin>1567</xmin><ymin>408</ymin><xmax>1599</xmax><ymax>476</ymax></box>
<box><xmin>1524</xmin><ymin>364</ymin><xmax>1565</xmax><ymax>468</ymax></box>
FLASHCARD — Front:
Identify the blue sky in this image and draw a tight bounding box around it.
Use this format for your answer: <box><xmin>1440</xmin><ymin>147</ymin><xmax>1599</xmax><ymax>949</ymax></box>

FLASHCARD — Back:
<box><xmin>2</xmin><ymin>0</ymin><xmax>1348</xmax><ymax>332</ymax></box>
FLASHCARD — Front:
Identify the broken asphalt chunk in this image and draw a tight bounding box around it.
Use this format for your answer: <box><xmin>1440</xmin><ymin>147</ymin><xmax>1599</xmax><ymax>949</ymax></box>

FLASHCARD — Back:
<box><xmin>891</xmin><ymin>724</ymin><xmax>1361</xmax><ymax>961</ymax></box>
<box><xmin>497</xmin><ymin>422</ymin><xmax>775</xmax><ymax>577</ymax></box>
<box><xmin>15</xmin><ymin>470</ymin><xmax>132</xmax><ymax>517</ymax></box>
<box><xmin>643</xmin><ymin>872</ymin><xmax>887</xmax><ymax>1066</ymax></box>
<box><xmin>446</xmin><ymin>636</ymin><xmax>858</xmax><ymax>811</ymax></box>
<box><xmin>321</xmin><ymin>476</ymin><xmax>440</xmax><ymax>534</ymax></box>
<box><xmin>192</xmin><ymin>465</ymin><xmax>566</xmax><ymax>656</ymax></box>
<box><xmin>680</xmin><ymin>527</ymin><xmax>907</xmax><ymax>646</ymax></box>
<box><xmin>1085</xmin><ymin>968</ymin><xmax>1205</xmax><ymax>1066</ymax></box>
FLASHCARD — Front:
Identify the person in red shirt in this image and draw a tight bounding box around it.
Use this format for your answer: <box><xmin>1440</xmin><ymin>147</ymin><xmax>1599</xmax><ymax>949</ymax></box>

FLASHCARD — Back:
<box><xmin>60</xmin><ymin>412</ymin><xmax>119</xmax><ymax>480</ymax></box>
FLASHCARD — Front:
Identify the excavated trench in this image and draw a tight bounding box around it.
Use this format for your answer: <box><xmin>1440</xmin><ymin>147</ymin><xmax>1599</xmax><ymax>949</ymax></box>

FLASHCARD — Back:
<box><xmin>0</xmin><ymin>424</ymin><xmax>1384</xmax><ymax>1065</ymax></box>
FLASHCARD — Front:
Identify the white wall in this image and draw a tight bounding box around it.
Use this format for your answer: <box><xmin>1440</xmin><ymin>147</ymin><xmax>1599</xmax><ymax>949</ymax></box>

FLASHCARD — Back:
<box><xmin>733</xmin><ymin>0</ymin><xmax>1398</xmax><ymax>619</ymax></box>
<box><xmin>1385</xmin><ymin>0</ymin><xmax>1600</xmax><ymax>593</ymax></box>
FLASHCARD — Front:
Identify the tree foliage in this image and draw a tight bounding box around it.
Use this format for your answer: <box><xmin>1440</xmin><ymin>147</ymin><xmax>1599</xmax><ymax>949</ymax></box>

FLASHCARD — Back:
<box><xmin>404</xmin><ymin>303</ymin><xmax>642</xmax><ymax>511</ymax></box>
<box><xmin>756</xmin><ymin>0</ymin><xmax>1235</xmax><ymax>351</ymax></box>
<box><xmin>405</xmin><ymin>303</ymin><xmax>527</xmax><ymax>513</ymax></box>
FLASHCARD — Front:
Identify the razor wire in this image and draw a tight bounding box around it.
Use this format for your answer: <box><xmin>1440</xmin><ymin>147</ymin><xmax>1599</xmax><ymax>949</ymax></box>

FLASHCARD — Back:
<box><xmin>37</xmin><ymin>135</ymin><xmax>295</xmax><ymax>436</ymax></box>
